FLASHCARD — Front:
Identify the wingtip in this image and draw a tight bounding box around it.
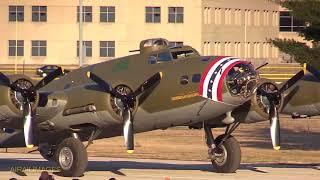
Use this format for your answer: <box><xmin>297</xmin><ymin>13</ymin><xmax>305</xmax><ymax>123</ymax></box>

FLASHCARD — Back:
<box><xmin>86</xmin><ymin>71</ymin><xmax>91</xmax><ymax>78</ymax></box>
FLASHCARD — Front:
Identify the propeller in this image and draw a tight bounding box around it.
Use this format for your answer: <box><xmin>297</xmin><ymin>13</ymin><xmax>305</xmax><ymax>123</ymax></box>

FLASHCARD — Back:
<box><xmin>87</xmin><ymin>71</ymin><xmax>162</xmax><ymax>153</ymax></box>
<box><xmin>0</xmin><ymin>67</ymin><xmax>63</xmax><ymax>148</ymax></box>
<box><xmin>258</xmin><ymin>70</ymin><xmax>304</xmax><ymax>150</ymax></box>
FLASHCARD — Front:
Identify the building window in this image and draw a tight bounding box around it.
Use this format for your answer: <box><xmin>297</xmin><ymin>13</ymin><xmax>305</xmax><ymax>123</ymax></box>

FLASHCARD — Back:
<box><xmin>9</xmin><ymin>6</ymin><xmax>24</xmax><ymax>22</ymax></box>
<box><xmin>168</xmin><ymin>7</ymin><xmax>184</xmax><ymax>23</ymax></box>
<box><xmin>262</xmin><ymin>42</ymin><xmax>270</xmax><ymax>58</ymax></box>
<box><xmin>100</xmin><ymin>6</ymin><xmax>115</xmax><ymax>22</ymax></box>
<box><xmin>234</xmin><ymin>9</ymin><xmax>241</xmax><ymax>25</ymax></box>
<box><xmin>214</xmin><ymin>8</ymin><xmax>221</xmax><ymax>24</ymax></box>
<box><xmin>279</xmin><ymin>11</ymin><xmax>305</xmax><ymax>32</ymax></box>
<box><xmin>77</xmin><ymin>6</ymin><xmax>92</xmax><ymax>22</ymax></box>
<box><xmin>32</xmin><ymin>6</ymin><xmax>47</xmax><ymax>22</ymax></box>
<box><xmin>8</xmin><ymin>40</ymin><xmax>24</xmax><ymax>56</ymax></box>
<box><xmin>234</xmin><ymin>42</ymin><xmax>241</xmax><ymax>57</ymax></box>
<box><xmin>253</xmin><ymin>42</ymin><xmax>261</xmax><ymax>58</ymax></box>
<box><xmin>224</xmin><ymin>42</ymin><xmax>231</xmax><ymax>56</ymax></box>
<box><xmin>272</xmin><ymin>11</ymin><xmax>279</xmax><ymax>26</ymax></box>
<box><xmin>32</xmin><ymin>40</ymin><xmax>46</xmax><ymax>56</ymax></box>
<box><xmin>203</xmin><ymin>42</ymin><xmax>211</xmax><ymax>56</ymax></box>
<box><xmin>263</xmin><ymin>10</ymin><xmax>269</xmax><ymax>26</ymax></box>
<box><xmin>77</xmin><ymin>41</ymin><xmax>92</xmax><ymax>57</ymax></box>
<box><xmin>224</xmin><ymin>8</ymin><xmax>232</xmax><ymax>25</ymax></box>
<box><xmin>203</xmin><ymin>7</ymin><xmax>212</xmax><ymax>25</ymax></box>
<box><xmin>245</xmin><ymin>9</ymin><xmax>251</xmax><ymax>26</ymax></box>
<box><xmin>213</xmin><ymin>42</ymin><xmax>221</xmax><ymax>55</ymax></box>
<box><xmin>169</xmin><ymin>42</ymin><xmax>183</xmax><ymax>47</ymax></box>
<box><xmin>245</xmin><ymin>42</ymin><xmax>251</xmax><ymax>58</ymax></box>
<box><xmin>146</xmin><ymin>7</ymin><xmax>161</xmax><ymax>23</ymax></box>
<box><xmin>100</xmin><ymin>41</ymin><xmax>115</xmax><ymax>57</ymax></box>
<box><xmin>254</xmin><ymin>10</ymin><xmax>260</xmax><ymax>26</ymax></box>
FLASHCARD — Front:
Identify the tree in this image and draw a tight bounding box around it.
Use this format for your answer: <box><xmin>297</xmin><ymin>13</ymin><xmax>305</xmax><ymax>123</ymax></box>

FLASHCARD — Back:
<box><xmin>271</xmin><ymin>0</ymin><xmax>320</xmax><ymax>68</ymax></box>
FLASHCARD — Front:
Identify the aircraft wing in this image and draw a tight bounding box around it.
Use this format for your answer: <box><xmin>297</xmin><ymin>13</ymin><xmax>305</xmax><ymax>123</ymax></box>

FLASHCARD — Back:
<box><xmin>281</xmin><ymin>64</ymin><xmax>320</xmax><ymax>118</ymax></box>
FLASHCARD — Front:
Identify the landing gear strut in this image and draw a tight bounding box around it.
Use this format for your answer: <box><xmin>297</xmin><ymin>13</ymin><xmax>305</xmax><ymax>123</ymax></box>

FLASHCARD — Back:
<box><xmin>204</xmin><ymin>122</ymin><xmax>241</xmax><ymax>173</ymax></box>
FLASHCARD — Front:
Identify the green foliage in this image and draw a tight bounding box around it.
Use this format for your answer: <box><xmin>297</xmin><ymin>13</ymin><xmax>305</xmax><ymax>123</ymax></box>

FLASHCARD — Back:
<box><xmin>271</xmin><ymin>38</ymin><xmax>320</xmax><ymax>68</ymax></box>
<box><xmin>281</xmin><ymin>0</ymin><xmax>320</xmax><ymax>42</ymax></box>
<box><xmin>271</xmin><ymin>0</ymin><xmax>320</xmax><ymax>66</ymax></box>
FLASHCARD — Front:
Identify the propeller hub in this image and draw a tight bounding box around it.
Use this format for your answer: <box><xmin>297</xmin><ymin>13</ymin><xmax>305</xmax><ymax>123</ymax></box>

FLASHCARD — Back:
<box><xmin>9</xmin><ymin>78</ymin><xmax>37</xmax><ymax>111</ymax></box>
<box><xmin>256</xmin><ymin>82</ymin><xmax>282</xmax><ymax>114</ymax></box>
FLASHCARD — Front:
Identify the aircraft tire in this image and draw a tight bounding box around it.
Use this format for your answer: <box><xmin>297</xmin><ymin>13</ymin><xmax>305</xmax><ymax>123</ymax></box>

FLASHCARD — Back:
<box><xmin>40</xmin><ymin>152</ymin><xmax>54</xmax><ymax>161</ymax></box>
<box><xmin>55</xmin><ymin>137</ymin><xmax>88</xmax><ymax>177</ymax></box>
<box><xmin>211</xmin><ymin>135</ymin><xmax>241</xmax><ymax>173</ymax></box>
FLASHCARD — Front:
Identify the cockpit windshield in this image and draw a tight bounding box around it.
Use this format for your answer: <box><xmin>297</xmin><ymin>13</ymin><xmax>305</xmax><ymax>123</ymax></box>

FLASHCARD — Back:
<box><xmin>171</xmin><ymin>50</ymin><xmax>196</xmax><ymax>59</ymax></box>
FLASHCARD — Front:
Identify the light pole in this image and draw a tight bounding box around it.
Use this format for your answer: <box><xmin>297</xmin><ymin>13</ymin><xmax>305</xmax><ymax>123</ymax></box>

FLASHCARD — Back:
<box><xmin>79</xmin><ymin>0</ymin><xmax>83</xmax><ymax>67</ymax></box>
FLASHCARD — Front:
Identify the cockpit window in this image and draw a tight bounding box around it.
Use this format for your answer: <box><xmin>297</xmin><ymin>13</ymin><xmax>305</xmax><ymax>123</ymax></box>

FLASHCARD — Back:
<box><xmin>158</xmin><ymin>52</ymin><xmax>173</xmax><ymax>61</ymax></box>
<box><xmin>148</xmin><ymin>51</ymin><xmax>173</xmax><ymax>64</ymax></box>
<box><xmin>171</xmin><ymin>50</ymin><xmax>196</xmax><ymax>59</ymax></box>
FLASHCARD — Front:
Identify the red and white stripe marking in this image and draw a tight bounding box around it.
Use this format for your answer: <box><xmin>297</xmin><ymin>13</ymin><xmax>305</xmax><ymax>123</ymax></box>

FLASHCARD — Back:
<box><xmin>199</xmin><ymin>56</ymin><xmax>245</xmax><ymax>102</ymax></box>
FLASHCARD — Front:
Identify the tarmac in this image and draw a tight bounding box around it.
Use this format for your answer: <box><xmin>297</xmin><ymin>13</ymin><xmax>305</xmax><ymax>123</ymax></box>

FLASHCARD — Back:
<box><xmin>0</xmin><ymin>153</ymin><xmax>319</xmax><ymax>180</ymax></box>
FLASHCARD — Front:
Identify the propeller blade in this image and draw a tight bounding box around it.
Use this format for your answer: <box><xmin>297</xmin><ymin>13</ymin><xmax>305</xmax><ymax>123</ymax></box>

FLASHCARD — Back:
<box><xmin>0</xmin><ymin>72</ymin><xmax>10</xmax><ymax>87</ymax></box>
<box><xmin>306</xmin><ymin>64</ymin><xmax>320</xmax><ymax>80</ymax></box>
<box><xmin>87</xmin><ymin>71</ymin><xmax>114</xmax><ymax>93</ymax></box>
<box><xmin>23</xmin><ymin>102</ymin><xmax>34</xmax><ymax>148</ymax></box>
<box><xmin>255</xmin><ymin>62</ymin><xmax>268</xmax><ymax>70</ymax></box>
<box><xmin>131</xmin><ymin>72</ymin><xmax>162</xmax><ymax>98</ymax></box>
<box><xmin>269</xmin><ymin>103</ymin><xmax>280</xmax><ymax>150</ymax></box>
<box><xmin>34</xmin><ymin>67</ymin><xmax>63</xmax><ymax>90</ymax></box>
<box><xmin>278</xmin><ymin>70</ymin><xmax>304</xmax><ymax>94</ymax></box>
<box><xmin>122</xmin><ymin>107</ymin><xmax>134</xmax><ymax>153</ymax></box>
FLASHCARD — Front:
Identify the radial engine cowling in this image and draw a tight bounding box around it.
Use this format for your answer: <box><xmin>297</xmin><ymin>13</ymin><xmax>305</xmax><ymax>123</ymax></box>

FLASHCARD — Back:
<box><xmin>0</xmin><ymin>75</ymin><xmax>38</xmax><ymax>128</ymax></box>
<box><xmin>233</xmin><ymin>79</ymin><xmax>282</xmax><ymax>124</ymax></box>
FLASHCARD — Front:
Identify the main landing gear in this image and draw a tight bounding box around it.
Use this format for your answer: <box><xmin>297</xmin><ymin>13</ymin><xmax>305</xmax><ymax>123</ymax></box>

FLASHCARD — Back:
<box><xmin>204</xmin><ymin>122</ymin><xmax>241</xmax><ymax>173</ymax></box>
<box><xmin>38</xmin><ymin>133</ymin><xmax>88</xmax><ymax>177</ymax></box>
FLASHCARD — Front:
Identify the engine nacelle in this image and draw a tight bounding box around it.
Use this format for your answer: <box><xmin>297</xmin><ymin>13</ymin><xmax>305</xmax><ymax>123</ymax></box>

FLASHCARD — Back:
<box><xmin>233</xmin><ymin>78</ymin><xmax>282</xmax><ymax>124</ymax></box>
<box><xmin>0</xmin><ymin>74</ymin><xmax>38</xmax><ymax>128</ymax></box>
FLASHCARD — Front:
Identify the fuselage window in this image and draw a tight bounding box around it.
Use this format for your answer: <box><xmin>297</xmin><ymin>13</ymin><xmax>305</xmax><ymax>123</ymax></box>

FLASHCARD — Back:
<box><xmin>192</xmin><ymin>74</ymin><xmax>201</xmax><ymax>83</ymax></box>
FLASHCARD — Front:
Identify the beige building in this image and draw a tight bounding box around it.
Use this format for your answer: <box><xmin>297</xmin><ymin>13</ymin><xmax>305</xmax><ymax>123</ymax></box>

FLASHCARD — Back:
<box><xmin>0</xmin><ymin>0</ymin><xmax>280</xmax><ymax>67</ymax></box>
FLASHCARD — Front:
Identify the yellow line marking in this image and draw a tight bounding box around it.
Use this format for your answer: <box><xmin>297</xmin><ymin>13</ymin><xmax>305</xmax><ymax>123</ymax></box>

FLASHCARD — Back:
<box><xmin>260</xmin><ymin>67</ymin><xmax>302</xmax><ymax>69</ymax></box>
<box><xmin>171</xmin><ymin>92</ymin><xmax>199</xmax><ymax>101</ymax></box>
<box><xmin>303</xmin><ymin>63</ymin><xmax>307</xmax><ymax>74</ymax></box>
<box><xmin>260</xmin><ymin>74</ymin><xmax>295</xmax><ymax>76</ymax></box>
<box><xmin>263</xmin><ymin>77</ymin><xmax>291</xmax><ymax>80</ymax></box>
<box><xmin>0</xmin><ymin>70</ymin><xmax>35</xmax><ymax>72</ymax></box>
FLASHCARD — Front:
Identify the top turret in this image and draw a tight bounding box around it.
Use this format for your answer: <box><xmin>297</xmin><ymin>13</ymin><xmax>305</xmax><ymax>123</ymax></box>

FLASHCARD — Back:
<box><xmin>139</xmin><ymin>38</ymin><xmax>169</xmax><ymax>54</ymax></box>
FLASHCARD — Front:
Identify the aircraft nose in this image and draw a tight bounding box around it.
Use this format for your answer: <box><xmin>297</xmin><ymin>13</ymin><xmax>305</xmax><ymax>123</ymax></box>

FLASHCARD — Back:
<box><xmin>225</xmin><ymin>62</ymin><xmax>258</xmax><ymax>98</ymax></box>
<box><xmin>199</xmin><ymin>56</ymin><xmax>258</xmax><ymax>103</ymax></box>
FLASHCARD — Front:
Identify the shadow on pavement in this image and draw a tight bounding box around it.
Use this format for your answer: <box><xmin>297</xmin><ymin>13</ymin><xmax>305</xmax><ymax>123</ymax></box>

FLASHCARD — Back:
<box><xmin>0</xmin><ymin>158</ymin><xmax>319</xmax><ymax>177</ymax></box>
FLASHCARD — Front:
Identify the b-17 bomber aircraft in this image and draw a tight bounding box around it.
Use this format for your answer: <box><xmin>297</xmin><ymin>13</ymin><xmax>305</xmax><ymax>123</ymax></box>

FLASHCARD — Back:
<box><xmin>0</xmin><ymin>38</ymin><xmax>305</xmax><ymax>177</ymax></box>
<box><xmin>280</xmin><ymin>64</ymin><xmax>320</xmax><ymax>118</ymax></box>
